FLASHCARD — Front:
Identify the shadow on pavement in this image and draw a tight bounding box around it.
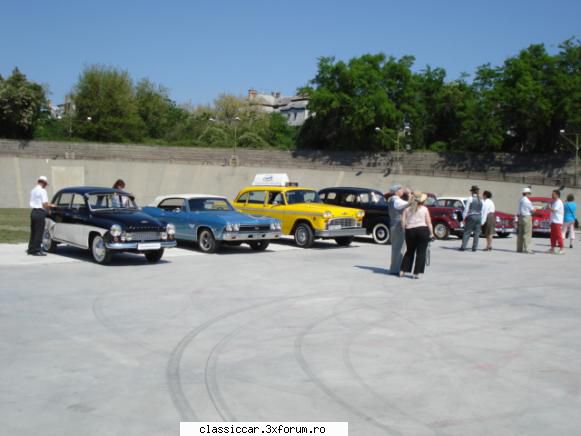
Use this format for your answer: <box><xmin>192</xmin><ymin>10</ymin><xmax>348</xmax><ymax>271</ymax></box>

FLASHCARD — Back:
<box><xmin>48</xmin><ymin>246</ymin><xmax>171</xmax><ymax>266</ymax></box>
<box><xmin>354</xmin><ymin>265</ymin><xmax>391</xmax><ymax>275</ymax></box>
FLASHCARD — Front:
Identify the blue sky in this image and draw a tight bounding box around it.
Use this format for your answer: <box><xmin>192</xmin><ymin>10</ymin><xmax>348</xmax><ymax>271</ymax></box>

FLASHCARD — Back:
<box><xmin>1</xmin><ymin>0</ymin><xmax>579</xmax><ymax>106</ymax></box>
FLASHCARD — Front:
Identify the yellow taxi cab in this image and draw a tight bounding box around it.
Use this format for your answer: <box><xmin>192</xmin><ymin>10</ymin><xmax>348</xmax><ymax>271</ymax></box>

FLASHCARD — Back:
<box><xmin>233</xmin><ymin>174</ymin><xmax>366</xmax><ymax>248</ymax></box>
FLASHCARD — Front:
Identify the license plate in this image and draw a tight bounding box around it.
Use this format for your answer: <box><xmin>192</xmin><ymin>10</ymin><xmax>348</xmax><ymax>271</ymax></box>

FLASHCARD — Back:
<box><xmin>329</xmin><ymin>225</ymin><xmax>342</xmax><ymax>231</ymax></box>
<box><xmin>138</xmin><ymin>242</ymin><xmax>161</xmax><ymax>251</ymax></box>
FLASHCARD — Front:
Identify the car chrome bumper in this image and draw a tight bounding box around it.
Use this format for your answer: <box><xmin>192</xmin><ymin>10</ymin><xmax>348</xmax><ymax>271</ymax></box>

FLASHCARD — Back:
<box><xmin>106</xmin><ymin>240</ymin><xmax>177</xmax><ymax>250</ymax></box>
<box><xmin>533</xmin><ymin>228</ymin><xmax>551</xmax><ymax>234</ymax></box>
<box><xmin>496</xmin><ymin>228</ymin><xmax>516</xmax><ymax>233</ymax></box>
<box><xmin>222</xmin><ymin>231</ymin><xmax>282</xmax><ymax>241</ymax></box>
<box><xmin>315</xmin><ymin>228</ymin><xmax>367</xmax><ymax>238</ymax></box>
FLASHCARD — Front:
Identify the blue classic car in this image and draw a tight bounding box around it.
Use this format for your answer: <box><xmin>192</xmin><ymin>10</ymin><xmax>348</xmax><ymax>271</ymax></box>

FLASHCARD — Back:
<box><xmin>43</xmin><ymin>187</ymin><xmax>177</xmax><ymax>264</ymax></box>
<box><xmin>143</xmin><ymin>194</ymin><xmax>282</xmax><ymax>253</ymax></box>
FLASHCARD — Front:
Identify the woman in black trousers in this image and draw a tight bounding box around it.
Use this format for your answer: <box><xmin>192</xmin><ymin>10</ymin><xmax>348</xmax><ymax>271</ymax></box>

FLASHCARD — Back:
<box><xmin>400</xmin><ymin>192</ymin><xmax>434</xmax><ymax>279</ymax></box>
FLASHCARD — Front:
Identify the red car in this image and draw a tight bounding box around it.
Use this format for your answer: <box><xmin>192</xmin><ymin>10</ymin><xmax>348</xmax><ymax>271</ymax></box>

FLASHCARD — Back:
<box><xmin>424</xmin><ymin>196</ymin><xmax>465</xmax><ymax>239</ymax></box>
<box><xmin>528</xmin><ymin>197</ymin><xmax>552</xmax><ymax>235</ymax></box>
<box><xmin>434</xmin><ymin>196</ymin><xmax>516</xmax><ymax>238</ymax></box>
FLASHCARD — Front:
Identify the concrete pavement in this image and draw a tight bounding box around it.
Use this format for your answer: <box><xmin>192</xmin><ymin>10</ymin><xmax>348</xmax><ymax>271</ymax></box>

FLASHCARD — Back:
<box><xmin>1</xmin><ymin>236</ymin><xmax>580</xmax><ymax>436</ymax></box>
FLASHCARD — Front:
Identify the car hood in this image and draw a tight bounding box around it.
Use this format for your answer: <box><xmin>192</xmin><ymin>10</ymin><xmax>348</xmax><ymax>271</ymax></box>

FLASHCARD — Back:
<box><xmin>495</xmin><ymin>210</ymin><xmax>515</xmax><ymax>219</ymax></box>
<box><xmin>91</xmin><ymin>210</ymin><xmax>165</xmax><ymax>228</ymax></box>
<box><xmin>532</xmin><ymin>209</ymin><xmax>550</xmax><ymax>218</ymax></box>
<box><xmin>192</xmin><ymin>211</ymin><xmax>276</xmax><ymax>224</ymax></box>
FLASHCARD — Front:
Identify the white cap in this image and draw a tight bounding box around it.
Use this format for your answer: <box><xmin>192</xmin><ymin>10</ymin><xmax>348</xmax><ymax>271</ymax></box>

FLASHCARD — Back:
<box><xmin>38</xmin><ymin>176</ymin><xmax>48</xmax><ymax>183</ymax></box>
<box><xmin>522</xmin><ymin>187</ymin><xmax>531</xmax><ymax>194</ymax></box>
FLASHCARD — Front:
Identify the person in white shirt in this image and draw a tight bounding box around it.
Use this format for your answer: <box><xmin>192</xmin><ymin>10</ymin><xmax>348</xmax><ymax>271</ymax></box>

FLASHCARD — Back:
<box><xmin>387</xmin><ymin>184</ymin><xmax>413</xmax><ymax>275</ymax></box>
<box><xmin>27</xmin><ymin>176</ymin><xmax>54</xmax><ymax>256</ymax></box>
<box><xmin>481</xmin><ymin>190</ymin><xmax>496</xmax><ymax>251</ymax></box>
<box><xmin>547</xmin><ymin>189</ymin><xmax>565</xmax><ymax>254</ymax></box>
<box><xmin>517</xmin><ymin>187</ymin><xmax>536</xmax><ymax>253</ymax></box>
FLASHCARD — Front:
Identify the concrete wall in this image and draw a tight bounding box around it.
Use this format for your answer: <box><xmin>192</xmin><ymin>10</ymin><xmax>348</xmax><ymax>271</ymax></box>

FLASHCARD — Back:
<box><xmin>2</xmin><ymin>156</ymin><xmax>579</xmax><ymax>213</ymax></box>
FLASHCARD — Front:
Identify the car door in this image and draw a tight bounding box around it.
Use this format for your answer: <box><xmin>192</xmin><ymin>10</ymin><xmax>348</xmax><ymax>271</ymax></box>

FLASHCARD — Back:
<box><xmin>158</xmin><ymin>198</ymin><xmax>188</xmax><ymax>239</ymax></box>
<box><xmin>243</xmin><ymin>190</ymin><xmax>269</xmax><ymax>216</ymax></box>
<box><xmin>266</xmin><ymin>191</ymin><xmax>287</xmax><ymax>224</ymax></box>
<box><xmin>357</xmin><ymin>192</ymin><xmax>374</xmax><ymax>229</ymax></box>
<box><xmin>52</xmin><ymin>192</ymin><xmax>74</xmax><ymax>243</ymax></box>
<box><xmin>69</xmin><ymin>193</ymin><xmax>91</xmax><ymax>247</ymax></box>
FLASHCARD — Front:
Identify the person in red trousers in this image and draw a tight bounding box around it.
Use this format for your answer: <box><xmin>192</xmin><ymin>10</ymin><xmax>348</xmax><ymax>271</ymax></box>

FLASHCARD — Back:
<box><xmin>548</xmin><ymin>189</ymin><xmax>565</xmax><ymax>255</ymax></box>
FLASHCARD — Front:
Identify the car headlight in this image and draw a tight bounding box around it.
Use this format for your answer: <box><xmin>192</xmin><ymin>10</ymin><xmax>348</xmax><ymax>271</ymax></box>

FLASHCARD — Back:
<box><xmin>323</xmin><ymin>211</ymin><xmax>332</xmax><ymax>219</ymax></box>
<box><xmin>225</xmin><ymin>224</ymin><xmax>233</xmax><ymax>232</ymax></box>
<box><xmin>357</xmin><ymin>210</ymin><xmax>365</xmax><ymax>218</ymax></box>
<box><xmin>233</xmin><ymin>223</ymin><xmax>240</xmax><ymax>231</ymax></box>
<box><xmin>270</xmin><ymin>222</ymin><xmax>276</xmax><ymax>230</ymax></box>
<box><xmin>166</xmin><ymin>223</ymin><xmax>176</xmax><ymax>236</ymax></box>
<box><xmin>533</xmin><ymin>220</ymin><xmax>539</xmax><ymax>226</ymax></box>
<box><xmin>110</xmin><ymin>224</ymin><xmax>122</xmax><ymax>237</ymax></box>
<box><xmin>496</xmin><ymin>216</ymin><xmax>501</xmax><ymax>223</ymax></box>
<box><xmin>161</xmin><ymin>232</ymin><xmax>168</xmax><ymax>240</ymax></box>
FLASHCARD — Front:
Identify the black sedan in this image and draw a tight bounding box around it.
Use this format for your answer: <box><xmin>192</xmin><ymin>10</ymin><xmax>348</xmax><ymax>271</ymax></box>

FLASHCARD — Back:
<box><xmin>319</xmin><ymin>187</ymin><xmax>391</xmax><ymax>244</ymax></box>
<box><xmin>42</xmin><ymin>187</ymin><xmax>177</xmax><ymax>264</ymax></box>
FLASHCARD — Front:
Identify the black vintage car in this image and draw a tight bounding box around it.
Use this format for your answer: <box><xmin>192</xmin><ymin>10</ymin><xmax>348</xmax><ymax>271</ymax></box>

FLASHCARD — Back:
<box><xmin>318</xmin><ymin>187</ymin><xmax>391</xmax><ymax>244</ymax></box>
<box><xmin>42</xmin><ymin>187</ymin><xmax>177</xmax><ymax>264</ymax></box>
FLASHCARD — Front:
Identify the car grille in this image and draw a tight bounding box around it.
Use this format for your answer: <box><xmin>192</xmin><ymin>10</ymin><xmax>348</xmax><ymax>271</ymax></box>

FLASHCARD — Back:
<box><xmin>539</xmin><ymin>220</ymin><xmax>550</xmax><ymax>229</ymax></box>
<box><xmin>328</xmin><ymin>218</ymin><xmax>357</xmax><ymax>228</ymax></box>
<box><xmin>498</xmin><ymin>219</ymin><xmax>513</xmax><ymax>227</ymax></box>
<box><xmin>127</xmin><ymin>231</ymin><xmax>162</xmax><ymax>241</ymax></box>
<box><xmin>239</xmin><ymin>224</ymin><xmax>271</xmax><ymax>232</ymax></box>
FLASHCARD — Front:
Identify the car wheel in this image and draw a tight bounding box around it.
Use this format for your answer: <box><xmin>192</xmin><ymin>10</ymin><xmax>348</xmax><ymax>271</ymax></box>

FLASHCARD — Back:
<box><xmin>433</xmin><ymin>223</ymin><xmax>450</xmax><ymax>240</ymax></box>
<box><xmin>335</xmin><ymin>236</ymin><xmax>354</xmax><ymax>246</ymax></box>
<box><xmin>91</xmin><ymin>235</ymin><xmax>112</xmax><ymax>265</ymax></box>
<box><xmin>198</xmin><ymin>229</ymin><xmax>220</xmax><ymax>253</ymax></box>
<box><xmin>371</xmin><ymin>223</ymin><xmax>390</xmax><ymax>244</ymax></box>
<box><xmin>41</xmin><ymin>228</ymin><xmax>57</xmax><ymax>253</ymax></box>
<box><xmin>145</xmin><ymin>248</ymin><xmax>164</xmax><ymax>263</ymax></box>
<box><xmin>294</xmin><ymin>223</ymin><xmax>314</xmax><ymax>248</ymax></box>
<box><xmin>249</xmin><ymin>241</ymin><xmax>270</xmax><ymax>251</ymax></box>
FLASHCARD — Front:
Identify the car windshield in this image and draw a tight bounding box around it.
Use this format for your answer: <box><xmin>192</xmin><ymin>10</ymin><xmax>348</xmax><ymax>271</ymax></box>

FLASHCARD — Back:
<box><xmin>286</xmin><ymin>189</ymin><xmax>320</xmax><ymax>205</ymax></box>
<box><xmin>189</xmin><ymin>198</ymin><xmax>233</xmax><ymax>211</ymax></box>
<box><xmin>532</xmin><ymin>200</ymin><xmax>550</xmax><ymax>209</ymax></box>
<box><xmin>88</xmin><ymin>193</ymin><xmax>137</xmax><ymax>210</ymax></box>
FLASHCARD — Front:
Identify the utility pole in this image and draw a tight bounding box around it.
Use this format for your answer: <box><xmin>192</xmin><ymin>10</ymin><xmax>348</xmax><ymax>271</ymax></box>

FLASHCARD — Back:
<box><xmin>375</xmin><ymin>121</ymin><xmax>411</xmax><ymax>174</ymax></box>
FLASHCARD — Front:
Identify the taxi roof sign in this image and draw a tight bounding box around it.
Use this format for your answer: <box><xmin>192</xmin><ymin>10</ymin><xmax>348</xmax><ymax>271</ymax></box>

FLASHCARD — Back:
<box><xmin>252</xmin><ymin>173</ymin><xmax>292</xmax><ymax>186</ymax></box>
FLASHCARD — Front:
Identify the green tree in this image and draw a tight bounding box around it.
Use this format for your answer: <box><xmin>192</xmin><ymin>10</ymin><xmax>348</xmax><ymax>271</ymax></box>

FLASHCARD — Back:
<box><xmin>135</xmin><ymin>79</ymin><xmax>182</xmax><ymax>139</ymax></box>
<box><xmin>298</xmin><ymin>54</ymin><xmax>418</xmax><ymax>150</ymax></box>
<box><xmin>72</xmin><ymin>65</ymin><xmax>145</xmax><ymax>142</ymax></box>
<box><xmin>0</xmin><ymin>68</ymin><xmax>47</xmax><ymax>139</ymax></box>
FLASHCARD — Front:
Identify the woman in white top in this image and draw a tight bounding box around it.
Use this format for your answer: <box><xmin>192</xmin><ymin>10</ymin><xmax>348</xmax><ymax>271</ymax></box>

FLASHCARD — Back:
<box><xmin>400</xmin><ymin>192</ymin><xmax>434</xmax><ymax>279</ymax></box>
<box><xmin>481</xmin><ymin>190</ymin><xmax>496</xmax><ymax>251</ymax></box>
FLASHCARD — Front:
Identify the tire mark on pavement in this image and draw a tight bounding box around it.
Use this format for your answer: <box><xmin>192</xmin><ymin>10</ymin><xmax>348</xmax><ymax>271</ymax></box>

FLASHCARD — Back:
<box><xmin>294</xmin><ymin>307</ymin><xmax>403</xmax><ymax>435</ymax></box>
<box><xmin>166</xmin><ymin>292</ymin><xmax>339</xmax><ymax>422</ymax></box>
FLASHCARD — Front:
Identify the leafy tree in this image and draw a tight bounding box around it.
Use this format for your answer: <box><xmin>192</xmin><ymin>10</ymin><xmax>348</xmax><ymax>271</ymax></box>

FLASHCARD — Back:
<box><xmin>72</xmin><ymin>65</ymin><xmax>145</xmax><ymax>142</ymax></box>
<box><xmin>298</xmin><ymin>54</ymin><xmax>419</xmax><ymax>150</ymax></box>
<box><xmin>0</xmin><ymin>68</ymin><xmax>47</xmax><ymax>139</ymax></box>
<box><xmin>135</xmin><ymin>79</ymin><xmax>186</xmax><ymax>139</ymax></box>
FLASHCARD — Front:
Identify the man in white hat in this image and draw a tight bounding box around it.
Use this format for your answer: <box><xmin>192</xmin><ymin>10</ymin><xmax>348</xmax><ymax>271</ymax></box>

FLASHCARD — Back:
<box><xmin>517</xmin><ymin>187</ymin><xmax>535</xmax><ymax>253</ymax></box>
<box><xmin>27</xmin><ymin>176</ymin><xmax>54</xmax><ymax>256</ymax></box>
<box><xmin>387</xmin><ymin>183</ymin><xmax>413</xmax><ymax>274</ymax></box>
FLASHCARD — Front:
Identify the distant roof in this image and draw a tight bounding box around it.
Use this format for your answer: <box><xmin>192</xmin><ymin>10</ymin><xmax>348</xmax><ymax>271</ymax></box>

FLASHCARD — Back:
<box><xmin>56</xmin><ymin>186</ymin><xmax>128</xmax><ymax>195</ymax></box>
